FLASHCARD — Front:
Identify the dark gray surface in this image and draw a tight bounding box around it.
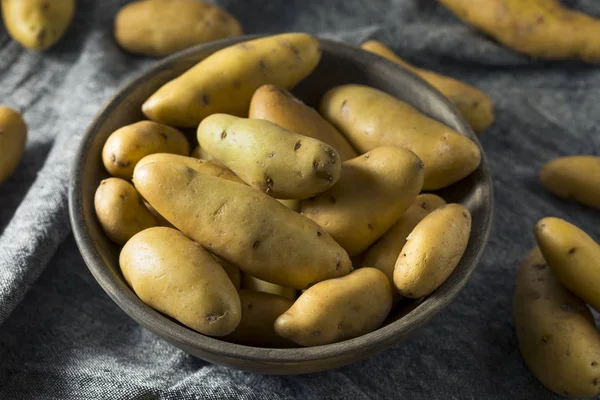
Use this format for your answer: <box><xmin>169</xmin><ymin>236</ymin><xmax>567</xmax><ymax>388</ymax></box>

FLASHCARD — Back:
<box><xmin>1</xmin><ymin>0</ymin><xmax>599</xmax><ymax>398</ymax></box>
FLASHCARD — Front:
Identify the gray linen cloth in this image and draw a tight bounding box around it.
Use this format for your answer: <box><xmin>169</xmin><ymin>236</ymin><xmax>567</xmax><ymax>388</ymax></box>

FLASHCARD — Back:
<box><xmin>1</xmin><ymin>0</ymin><xmax>599</xmax><ymax>398</ymax></box>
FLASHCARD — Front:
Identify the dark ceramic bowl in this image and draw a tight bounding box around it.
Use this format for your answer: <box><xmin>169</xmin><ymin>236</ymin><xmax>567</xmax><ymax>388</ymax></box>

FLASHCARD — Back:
<box><xmin>69</xmin><ymin>34</ymin><xmax>493</xmax><ymax>375</ymax></box>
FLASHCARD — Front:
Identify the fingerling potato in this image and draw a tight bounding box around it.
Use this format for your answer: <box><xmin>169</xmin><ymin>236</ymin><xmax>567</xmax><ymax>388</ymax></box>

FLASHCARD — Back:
<box><xmin>319</xmin><ymin>84</ymin><xmax>481</xmax><ymax>190</ymax></box>
<box><xmin>197</xmin><ymin>114</ymin><xmax>341</xmax><ymax>199</ymax></box>
<box><xmin>540</xmin><ymin>156</ymin><xmax>600</xmax><ymax>210</ymax></box>
<box><xmin>274</xmin><ymin>268</ymin><xmax>393</xmax><ymax>346</ymax></box>
<box><xmin>393</xmin><ymin>204</ymin><xmax>471</xmax><ymax>298</ymax></box>
<box><xmin>362</xmin><ymin>194</ymin><xmax>446</xmax><ymax>283</ymax></box>
<box><xmin>1</xmin><ymin>0</ymin><xmax>75</xmax><ymax>50</ymax></box>
<box><xmin>301</xmin><ymin>146</ymin><xmax>424</xmax><ymax>256</ymax></box>
<box><xmin>513</xmin><ymin>247</ymin><xmax>600</xmax><ymax>398</ymax></box>
<box><xmin>133</xmin><ymin>161</ymin><xmax>352</xmax><ymax>289</ymax></box>
<box><xmin>241</xmin><ymin>274</ymin><xmax>297</xmax><ymax>301</ymax></box>
<box><xmin>94</xmin><ymin>178</ymin><xmax>157</xmax><ymax>244</ymax></box>
<box><xmin>535</xmin><ymin>217</ymin><xmax>600</xmax><ymax>312</ymax></box>
<box><xmin>102</xmin><ymin>121</ymin><xmax>189</xmax><ymax>180</ymax></box>
<box><xmin>120</xmin><ymin>227</ymin><xmax>241</xmax><ymax>336</ymax></box>
<box><xmin>114</xmin><ymin>0</ymin><xmax>242</xmax><ymax>57</ymax></box>
<box><xmin>142</xmin><ymin>33</ymin><xmax>322</xmax><ymax>127</ymax></box>
<box><xmin>0</xmin><ymin>106</ymin><xmax>27</xmax><ymax>184</ymax></box>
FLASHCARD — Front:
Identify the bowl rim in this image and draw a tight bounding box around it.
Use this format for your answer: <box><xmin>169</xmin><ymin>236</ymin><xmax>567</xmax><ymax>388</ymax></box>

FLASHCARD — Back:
<box><xmin>69</xmin><ymin>34</ymin><xmax>494</xmax><ymax>365</ymax></box>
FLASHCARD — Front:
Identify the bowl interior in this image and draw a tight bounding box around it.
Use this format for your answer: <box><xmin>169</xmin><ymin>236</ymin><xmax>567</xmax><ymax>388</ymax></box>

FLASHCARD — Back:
<box><xmin>69</xmin><ymin>35</ymin><xmax>493</xmax><ymax>374</ymax></box>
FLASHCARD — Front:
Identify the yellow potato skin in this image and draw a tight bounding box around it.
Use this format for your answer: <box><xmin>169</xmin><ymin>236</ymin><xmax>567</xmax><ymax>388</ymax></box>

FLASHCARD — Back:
<box><xmin>224</xmin><ymin>290</ymin><xmax>295</xmax><ymax>348</ymax></box>
<box><xmin>0</xmin><ymin>106</ymin><xmax>27</xmax><ymax>184</ymax></box>
<box><xmin>438</xmin><ymin>0</ymin><xmax>600</xmax><ymax>64</ymax></box>
<box><xmin>394</xmin><ymin>204</ymin><xmax>471</xmax><ymax>298</ymax></box>
<box><xmin>102</xmin><ymin>121</ymin><xmax>189</xmax><ymax>180</ymax></box>
<box><xmin>360</xmin><ymin>41</ymin><xmax>494</xmax><ymax>134</ymax></box>
<box><xmin>540</xmin><ymin>156</ymin><xmax>600</xmax><ymax>210</ymax></box>
<box><xmin>144</xmin><ymin>200</ymin><xmax>175</xmax><ymax>229</ymax></box>
<box><xmin>142</xmin><ymin>33</ymin><xmax>322</xmax><ymax>127</ymax></box>
<box><xmin>249</xmin><ymin>84</ymin><xmax>357</xmax><ymax>161</ymax></box>
<box><xmin>319</xmin><ymin>84</ymin><xmax>481</xmax><ymax>190</ymax></box>
<box><xmin>114</xmin><ymin>0</ymin><xmax>242</xmax><ymax>57</ymax></box>
<box><xmin>135</xmin><ymin>153</ymin><xmax>243</xmax><ymax>184</ymax></box>
<box><xmin>1</xmin><ymin>0</ymin><xmax>74</xmax><ymax>50</ymax></box>
<box><xmin>197</xmin><ymin>114</ymin><xmax>341</xmax><ymax>199</ymax></box>
<box><xmin>513</xmin><ymin>248</ymin><xmax>600</xmax><ymax>398</ymax></box>
<box><xmin>133</xmin><ymin>162</ymin><xmax>352</xmax><ymax>290</ymax></box>
<box><xmin>94</xmin><ymin>178</ymin><xmax>157</xmax><ymax>245</ymax></box>
<box><xmin>362</xmin><ymin>194</ymin><xmax>447</xmax><ymax>283</ymax></box>
<box><xmin>241</xmin><ymin>274</ymin><xmax>297</xmax><ymax>301</ymax></box>
<box><xmin>301</xmin><ymin>146</ymin><xmax>424</xmax><ymax>256</ymax></box>
<box><xmin>535</xmin><ymin>217</ymin><xmax>600</xmax><ymax>313</ymax></box>
<box><xmin>120</xmin><ymin>227</ymin><xmax>241</xmax><ymax>336</ymax></box>
<box><xmin>274</xmin><ymin>268</ymin><xmax>393</xmax><ymax>346</ymax></box>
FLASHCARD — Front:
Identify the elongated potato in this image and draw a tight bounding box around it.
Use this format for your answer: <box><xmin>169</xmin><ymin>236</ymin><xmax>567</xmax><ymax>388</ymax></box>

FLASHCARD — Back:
<box><xmin>224</xmin><ymin>290</ymin><xmax>295</xmax><ymax>348</ymax></box>
<box><xmin>535</xmin><ymin>217</ymin><xmax>600</xmax><ymax>312</ymax></box>
<box><xmin>249</xmin><ymin>84</ymin><xmax>357</xmax><ymax>160</ymax></box>
<box><xmin>540</xmin><ymin>156</ymin><xmax>600</xmax><ymax>210</ymax></box>
<box><xmin>120</xmin><ymin>227</ymin><xmax>241</xmax><ymax>336</ymax></box>
<box><xmin>143</xmin><ymin>33</ymin><xmax>322</xmax><ymax>127</ymax></box>
<box><xmin>114</xmin><ymin>0</ymin><xmax>242</xmax><ymax>57</ymax></box>
<box><xmin>513</xmin><ymin>248</ymin><xmax>600</xmax><ymax>398</ymax></box>
<box><xmin>274</xmin><ymin>268</ymin><xmax>393</xmax><ymax>346</ymax></box>
<box><xmin>360</xmin><ymin>40</ymin><xmax>494</xmax><ymax>133</ymax></box>
<box><xmin>362</xmin><ymin>194</ymin><xmax>447</xmax><ymax>283</ymax></box>
<box><xmin>135</xmin><ymin>153</ymin><xmax>243</xmax><ymax>184</ymax></box>
<box><xmin>394</xmin><ymin>204</ymin><xmax>471</xmax><ymax>298</ymax></box>
<box><xmin>438</xmin><ymin>0</ymin><xmax>600</xmax><ymax>64</ymax></box>
<box><xmin>319</xmin><ymin>84</ymin><xmax>481</xmax><ymax>190</ymax></box>
<box><xmin>197</xmin><ymin>114</ymin><xmax>341</xmax><ymax>199</ymax></box>
<box><xmin>301</xmin><ymin>146</ymin><xmax>424</xmax><ymax>256</ymax></box>
<box><xmin>0</xmin><ymin>106</ymin><xmax>27</xmax><ymax>184</ymax></box>
<box><xmin>133</xmin><ymin>162</ymin><xmax>352</xmax><ymax>289</ymax></box>
<box><xmin>1</xmin><ymin>0</ymin><xmax>74</xmax><ymax>50</ymax></box>
<box><xmin>94</xmin><ymin>178</ymin><xmax>157</xmax><ymax>244</ymax></box>
<box><xmin>102</xmin><ymin>121</ymin><xmax>189</xmax><ymax>180</ymax></box>
<box><xmin>242</xmin><ymin>274</ymin><xmax>297</xmax><ymax>301</ymax></box>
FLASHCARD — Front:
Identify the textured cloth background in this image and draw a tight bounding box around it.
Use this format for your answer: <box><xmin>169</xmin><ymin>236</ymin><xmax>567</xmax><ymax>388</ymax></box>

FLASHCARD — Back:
<box><xmin>1</xmin><ymin>0</ymin><xmax>600</xmax><ymax>398</ymax></box>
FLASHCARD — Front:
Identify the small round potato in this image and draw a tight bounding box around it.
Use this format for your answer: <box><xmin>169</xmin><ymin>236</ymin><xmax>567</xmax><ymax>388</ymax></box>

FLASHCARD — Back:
<box><xmin>535</xmin><ymin>217</ymin><xmax>600</xmax><ymax>312</ymax></box>
<box><xmin>362</xmin><ymin>194</ymin><xmax>446</xmax><ymax>283</ymax></box>
<box><xmin>514</xmin><ymin>248</ymin><xmax>600</xmax><ymax>398</ymax></box>
<box><xmin>540</xmin><ymin>156</ymin><xmax>600</xmax><ymax>210</ymax></box>
<box><xmin>134</xmin><ymin>153</ymin><xmax>243</xmax><ymax>184</ymax></box>
<box><xmin>94</xmin><ymin>178</ymin><xmax>157</xmax><ymax>244</ymax></box>
<box><xmin>274</xmin><ymin>268</ymin><xmax>393</xmax><ymax>346</ymax></box>
<box><xmin>393</xmin><ymin>204</ymin><xmax>471</xmax><ymax>298</ymax></box>
<box><xmin>114</xmin><ymin>0</ymin><xmax>242</xmax><ymax>57</ymax></box>
<box><xmin>241</xmin><ymin>274</ymin><xmax>297</xmax><ymax>301</ymax></box>
<box><xmin>197</xmin><ymin>113</ymin><xmax>342</xmax><ymax>199</ymax></box>
<box><xmin>120</xmin><ymin>227</ymin><xmax>242</xmax><ymax>336</ymax></box>
<box><xmin>1</xmin><ymin>0</ymin><xmax>75</xmax><ymax>50</ymax></box>
<box><xmin>0</xmin><ymin>106</ymin><xmax>27</xmax><ymax>184</ymax></box>
<box><xmin>224</xmin><ymin>290</ymin><xmax>296</xmax><ymax>348</ymax></box>
<box><xmin>102</xmin><ymin>121</ymin><xmax>189</xmax><ymax>180</ymax></box>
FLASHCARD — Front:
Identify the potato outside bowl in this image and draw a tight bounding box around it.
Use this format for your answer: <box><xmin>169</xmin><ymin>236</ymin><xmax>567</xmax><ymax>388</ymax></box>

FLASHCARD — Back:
<box><xmin>69</xmin><ymin>34</ymin><xmax>493</xmax><ymax>375</ymax></box>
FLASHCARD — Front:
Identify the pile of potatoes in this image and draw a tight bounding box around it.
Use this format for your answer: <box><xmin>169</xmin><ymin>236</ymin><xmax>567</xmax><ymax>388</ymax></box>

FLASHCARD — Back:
<box><xmin>94</xmin><ymin>33</ymin><xmax>481</xmax><ymax>347</ymax></box>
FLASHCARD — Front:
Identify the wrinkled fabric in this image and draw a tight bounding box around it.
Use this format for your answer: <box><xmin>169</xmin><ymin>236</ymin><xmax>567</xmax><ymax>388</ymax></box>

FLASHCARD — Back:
<box><xmin>1</xmin><ymin>0</ymin><xmax>600</xmax><ymax>398</ymax></box>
